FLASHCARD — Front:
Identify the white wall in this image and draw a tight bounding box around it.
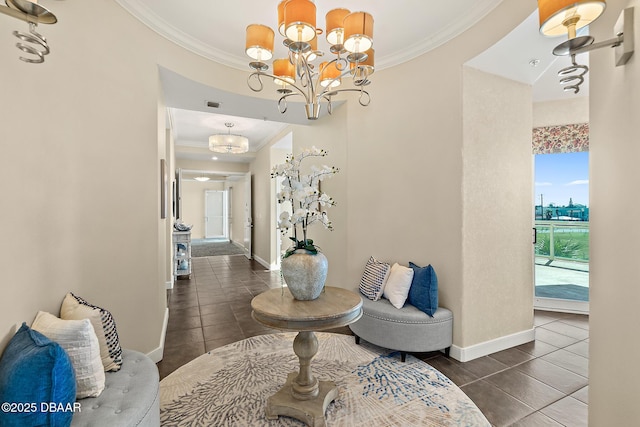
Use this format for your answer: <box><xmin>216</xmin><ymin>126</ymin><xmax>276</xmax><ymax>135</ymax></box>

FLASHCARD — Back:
<box><xmin>462</xmin><ymin>67</ymin><xmax>534</xmax><ymax>349</ymax></box>
<box><xmin>588</xmin><ymin>0</ymin><xmax>640</xmax><ymax>423</ymax></box>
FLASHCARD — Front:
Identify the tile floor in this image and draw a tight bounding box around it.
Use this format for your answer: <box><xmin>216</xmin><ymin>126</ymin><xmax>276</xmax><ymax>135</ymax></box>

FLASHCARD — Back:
<box><xmin>158</xmin><ymin>255</ymin><xmax>589</xmax><ymax>427</ymax></box>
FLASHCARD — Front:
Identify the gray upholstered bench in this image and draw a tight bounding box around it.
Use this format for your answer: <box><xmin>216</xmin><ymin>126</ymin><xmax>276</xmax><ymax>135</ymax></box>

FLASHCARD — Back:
<box><xmin>71</xmin><ymin>349</ymin><xmax>160</xmax><ymax>426</ymax></box>
<box><xmin>349</xmin><ymin>296</ymin><xmax>453</xmax><ymax>362</ymax></box>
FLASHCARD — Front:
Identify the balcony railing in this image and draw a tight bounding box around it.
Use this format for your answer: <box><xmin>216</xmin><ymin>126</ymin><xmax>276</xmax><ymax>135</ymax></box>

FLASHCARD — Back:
<box><xmin>535</xmin><ymin>220</ymin><xmax>589</xmax><ymax>263</ymax></box>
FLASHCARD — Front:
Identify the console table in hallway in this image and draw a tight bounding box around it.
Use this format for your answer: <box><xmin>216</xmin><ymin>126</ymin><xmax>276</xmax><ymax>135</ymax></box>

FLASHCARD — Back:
<box><xmin>251</xmin><ymin>286</ymin><xmax>363</xmax><ymax>427</ymax></box>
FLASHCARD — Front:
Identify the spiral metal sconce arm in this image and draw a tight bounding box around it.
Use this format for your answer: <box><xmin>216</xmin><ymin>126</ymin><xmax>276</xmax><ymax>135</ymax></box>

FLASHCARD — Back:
<box><xmin>0</xmin><ymin>0</ymin><xmax>59</xmax><ymax>64</ymax></box>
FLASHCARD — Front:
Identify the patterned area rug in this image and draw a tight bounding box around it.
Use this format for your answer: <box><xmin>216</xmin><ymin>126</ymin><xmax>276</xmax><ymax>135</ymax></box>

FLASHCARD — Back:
<box><xmin>160</xmin><ymin>333</ymin><xmax>490</xmax><ymax>426</ymax></box>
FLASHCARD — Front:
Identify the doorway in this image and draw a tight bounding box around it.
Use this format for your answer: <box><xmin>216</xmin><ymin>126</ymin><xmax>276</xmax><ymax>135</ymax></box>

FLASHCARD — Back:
<box><xmin>534</xmin><ymin>151</ymin><xmax>589</xmax><ymax>313</ymax></box>
<box><xmin>205</xmin><ymin>190</ymin><xmax>228</xmax><ymax>239</ymax></box>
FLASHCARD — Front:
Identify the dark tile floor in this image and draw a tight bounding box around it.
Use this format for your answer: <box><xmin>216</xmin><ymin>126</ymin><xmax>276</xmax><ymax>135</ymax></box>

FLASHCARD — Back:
<box><xmin>158</xmin><ymin>255</ymin><xmax>589</xmax><ymax>427</ymax></box>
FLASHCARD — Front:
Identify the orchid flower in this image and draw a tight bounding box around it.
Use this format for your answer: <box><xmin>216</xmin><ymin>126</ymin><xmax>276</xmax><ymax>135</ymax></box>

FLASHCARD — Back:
<box><xmin>271</xmin><ymin>147</ymin><xmax>339</xmax><ymax>257</ymax></box>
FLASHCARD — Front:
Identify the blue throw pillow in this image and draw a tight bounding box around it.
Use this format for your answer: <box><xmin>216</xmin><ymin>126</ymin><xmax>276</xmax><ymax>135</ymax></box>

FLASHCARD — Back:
<box><xmin>407</xmin><ymin>263</ymin><xmax>438</xmax><ymax>317</ymax></box>
<box><xmin>0</xmin><ymin>323</ymin><xmax>76</xmax><ymax>427</ymax></box>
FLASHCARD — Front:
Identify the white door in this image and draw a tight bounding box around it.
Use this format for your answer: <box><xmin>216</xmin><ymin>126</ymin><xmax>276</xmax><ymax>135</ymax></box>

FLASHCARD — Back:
<box><xmin>243</xmin><ymin>172</ymin><xmax>252</xmax><ymax>259</ymax></box>
<box><xmin>205</xmin><ymin>190</ymin><xmax>227</xmax><ymax>239</ymax></box>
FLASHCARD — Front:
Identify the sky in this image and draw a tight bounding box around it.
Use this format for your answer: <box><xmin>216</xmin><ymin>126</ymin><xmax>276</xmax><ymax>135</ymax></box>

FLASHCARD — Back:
<box><xmin>535</xmin><ymin>152</ymin><xmax>589</xmax><ymax>207</ymax></box>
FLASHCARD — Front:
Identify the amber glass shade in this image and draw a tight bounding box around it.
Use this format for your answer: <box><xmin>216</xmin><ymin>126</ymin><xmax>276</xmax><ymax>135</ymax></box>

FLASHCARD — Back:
<box><xmin>246</xmin><ymin>24</ymin><xmax>275</xmax><ymax>60</ymax></box>
<box><xmin>326</xmin><ymin>8</ymin><xmax>350</xmax><ymax>45</ymax></box>
<box><xmin>284</xmin><ymin>0</ymin><xmax>317</xmax><ymax>43</ymax></box>
<box><xmin>350</xmin><ymin>48</ymin><xmax>374</xmax><ymax>73</ymax></box>
<box><xmin>273</xmin><ymin>58</ymin><xmax>295</xmax><ymax>85</ymax></box>
<box><xmin>319</xmin><ymin>61</ymin><xmax>341</xmax><ymax>88</ymax></box>
<box><xmin>538</xmin><ymin>0</ymin><xmax>606</xmax><ymax>36</ymax></box>
<box><xmin>277</xmin><ymin>0</ymin><xmax>290</xmax><ymax>36</ymax></box>
<box><xmin>343</xmin><ymin>11</ymin><xmax>373</xmax><ymax>54</ymax></box>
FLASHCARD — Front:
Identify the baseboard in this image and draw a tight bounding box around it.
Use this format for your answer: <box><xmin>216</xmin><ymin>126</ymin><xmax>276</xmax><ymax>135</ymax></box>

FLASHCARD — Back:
<box><xmin>535</xmin><ymin>297</ymin><xmax>589</xmax><ymax>314</ymax></box>
<box><xmin>449</xmin><ymin>328</ymin><xmax>535</xmax><ymax>362</ymax></box>
<box><xmin>166</xmin><ymin>279</ymin><xmax>173</xmax><ymax>290</ymax></box>
<box><xmin>147</xmin><ymin>307</ymin><xmax>169</xmax><ymax>363</ymax></box>
<box><xmin>253</xmin><ymin>254</ymin><xmax>271</xmax><ymax>270</ymax></box>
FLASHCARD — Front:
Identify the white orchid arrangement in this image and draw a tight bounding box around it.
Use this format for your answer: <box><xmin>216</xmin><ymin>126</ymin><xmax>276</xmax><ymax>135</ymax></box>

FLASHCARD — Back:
<box><xmin>271</xmin><ymin>146</ymin><xmax>339</xmax><ymax>258</ymax></box>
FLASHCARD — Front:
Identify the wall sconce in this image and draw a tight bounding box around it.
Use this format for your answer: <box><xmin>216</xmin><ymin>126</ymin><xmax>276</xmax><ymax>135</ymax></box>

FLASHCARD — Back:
<box><xmin>0</xmin><ymin>0</ymin><xmax>58</xmax><ymax>63</ymax></box>
<box><xmin>538</xmin><ymin>1</ymin><xmax>635</xmax><ymax>93</ymax></box>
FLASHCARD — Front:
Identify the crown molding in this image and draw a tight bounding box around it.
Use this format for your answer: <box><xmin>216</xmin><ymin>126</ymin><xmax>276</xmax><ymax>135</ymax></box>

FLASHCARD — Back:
<box><xmin>116</xmin><ymin>0</ymin><xmax>504</xmax><ymax>72</ymax></box>
<box><xmin>115</xmin><ymin>0</ymin><xmax>247</xmax><ymax>71</ymax></box>
<box><xmin>377</xmin><ymin>0</ymin><xmax>503</xmax><ymax>69</ymax></box>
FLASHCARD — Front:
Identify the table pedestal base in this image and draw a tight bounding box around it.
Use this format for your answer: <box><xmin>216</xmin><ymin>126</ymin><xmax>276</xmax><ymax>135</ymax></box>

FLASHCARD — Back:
<box><xmin>266</xmin><ymin>372</ymin><xmax>338</xmax><ymax>427</ymax></box>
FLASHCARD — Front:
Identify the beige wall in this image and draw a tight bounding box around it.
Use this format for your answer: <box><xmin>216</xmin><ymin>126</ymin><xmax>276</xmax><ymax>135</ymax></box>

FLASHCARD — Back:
<box><xmin>589</xmin><ymin>0</ymin><xmax>640</xmax><ymax>423</ymax></box>
<box><xmin>0</xmin><ymin>0</ymin><xmax>250</xmax><ymax>355</ymax></box>
<box><xmin>533</xmin><ymin>97</ymin><xmax>589</xmax><ymax>127</ymax></box>
<box><xmin>0</xmin><ymin>1</ymin><xmax>168</xmax><ymax>354</ymax></box>
<box><xmin>174</xmin><ymin>159</ymin><xmax>248</xmax><ymax>242</ymax></box>
<box><xmin>341</xmin><ymin>1</ymin><xmax>536</xmax><ymax>351</ymax></box>
<box><xmin>179</xmin><ymin>180</ymin><xmax>225</xmax><ymax>239</ymax></box>
<box><xmin>462</xmin><ymin>67</ymin><xmax>534</xmax><ymax>347</ymax></box>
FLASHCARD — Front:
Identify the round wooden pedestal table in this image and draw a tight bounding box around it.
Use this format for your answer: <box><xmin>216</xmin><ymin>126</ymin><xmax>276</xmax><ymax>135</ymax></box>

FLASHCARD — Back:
<box><xmin>251</xmin><ymin>286</ymin><xmax>363</xmax><ymax>427</ymax></box>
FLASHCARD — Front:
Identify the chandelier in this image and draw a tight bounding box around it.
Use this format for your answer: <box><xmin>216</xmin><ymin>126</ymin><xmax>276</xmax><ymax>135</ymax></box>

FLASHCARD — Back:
<box><xmin>245</xmin><ymin>0</ymin><xmax>374</xmax><ymax>120</ymax></box>
<box><xmin>209</xmin><ymin>123</ymin><xmax>249</xmax><ymax>154</ymax></box>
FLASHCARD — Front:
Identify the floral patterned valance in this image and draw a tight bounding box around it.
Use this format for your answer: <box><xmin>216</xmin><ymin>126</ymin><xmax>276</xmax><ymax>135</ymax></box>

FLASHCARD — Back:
<box><xmin>532</xmin><ymin>123</ymin><xmax>589</xmax><ymax>154</ymax></box>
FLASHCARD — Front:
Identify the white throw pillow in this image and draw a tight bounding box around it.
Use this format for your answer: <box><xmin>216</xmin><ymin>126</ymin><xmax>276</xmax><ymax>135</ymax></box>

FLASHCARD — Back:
<box><xmin>31</xmin><ymin>311</ymin><xmax>105</xmax><ymax>399</ymax></box>
<box><xmin>383</xmin><ymin>263</ymin><xmax>415</xmax><ymax>309</ymax></box>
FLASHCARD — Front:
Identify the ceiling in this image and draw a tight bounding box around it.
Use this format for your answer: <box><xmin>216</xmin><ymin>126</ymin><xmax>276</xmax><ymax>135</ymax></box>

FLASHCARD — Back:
<box><xmin>118</xmin><ymin>0</ymin><xmax>588</xmax><ymax>177</ymax></box>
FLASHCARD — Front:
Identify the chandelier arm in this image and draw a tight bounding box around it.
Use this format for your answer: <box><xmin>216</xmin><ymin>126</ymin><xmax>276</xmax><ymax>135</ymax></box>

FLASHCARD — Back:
<box><xmin>273</xmin><ymin>76</ymin><xmax>310</xmax><ymax>105</ymax></box>
<box><xmin>277</xmin><ymin>91</ymin><xmax>306</xmax><ymax>114</ymax></box>
<box><xmin>319</xmin><ymin>88</ymin><xmax>371</xmax><ymax>107</ymax></box>
<box><xmin>277</xmin><ymin>96</ymin><xmax>288</xmax><ymax>114</ymax></box>
<box><xmin>249</xmin><ymin>70</ymin><xmax>311</xmax><ymax>105</ymax></box>
<box><xmin>353</xmin><ymin>77</ymin><xmax>370</xmax><ymax>87</ymax></box>
<box><xmin>317</xmin><ymin>62</ymin><xmax>372</xmax><ymax>91</ymax></box>
<box><xmin>334</xmin><ymin>56</ymin><xmax>349</xmax><ymax>72</ymax></box>
<box><xmin>247</xmin><ymin>72</ymin><xmax>265</xmax><ymax>92</ymax></box>
<box><xmin>297</xmin><ymin>53</ymin><xmax>317</xmax><ymax>102</ymax></box>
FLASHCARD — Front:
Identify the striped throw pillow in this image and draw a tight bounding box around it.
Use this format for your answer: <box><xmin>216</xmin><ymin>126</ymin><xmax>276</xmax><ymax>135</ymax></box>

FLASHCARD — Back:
<box><xmin>60</xmin><ymin>293</ymin><xmax>123</xmax><ymax>372</ymax></box>
<box><xmin>359</xmin><ymin>256</ymin><xmax>391</xmax><ymax>301</ymax></box>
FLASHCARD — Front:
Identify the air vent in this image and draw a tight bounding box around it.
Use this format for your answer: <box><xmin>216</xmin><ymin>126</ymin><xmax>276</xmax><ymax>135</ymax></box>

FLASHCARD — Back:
<box><xmin>206</xmin><ymin>101</ymin><xmax>221</xmax><ymax>108</ymax></box>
